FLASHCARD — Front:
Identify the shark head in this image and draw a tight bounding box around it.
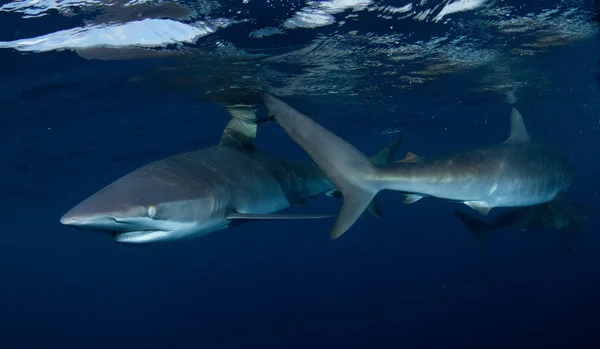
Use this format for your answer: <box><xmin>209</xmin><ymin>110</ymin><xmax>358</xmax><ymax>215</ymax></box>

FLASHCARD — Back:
<box><xmin>60</xmin><ymin>159</ymin><xmax>229</xmax><ymax>244</ymax></box>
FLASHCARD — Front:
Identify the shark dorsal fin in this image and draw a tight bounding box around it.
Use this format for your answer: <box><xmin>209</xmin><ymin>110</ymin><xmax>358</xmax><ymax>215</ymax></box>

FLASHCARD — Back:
<box><xmin>370</xmin><ymin>135</ymin><xmax>403</xmax><ymax>166</ymax></box>
<box><xmin>220</xmin><ymin>106</ymin><xmax>258</xmax><ymax>150</ymax></box>
<box><xmin>504</xmin><ymin>107</ymin><xmax>530</xmax><ymax>144</ymax></box>
<box><xmin>395</xmin><ymin>152</ymin><xmax>421</xmax><ymax>163</ymax></box>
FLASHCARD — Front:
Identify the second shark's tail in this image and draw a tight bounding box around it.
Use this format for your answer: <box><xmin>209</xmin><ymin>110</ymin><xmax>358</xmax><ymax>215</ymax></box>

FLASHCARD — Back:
<box><xmin>262</xmin><ymin>93</ymin><xmax>383</xmax><ymax>240</ymax></box>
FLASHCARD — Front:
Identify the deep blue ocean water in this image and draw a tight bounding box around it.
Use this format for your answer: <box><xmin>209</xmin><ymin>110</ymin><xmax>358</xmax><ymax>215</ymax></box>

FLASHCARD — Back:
<box><xmin>1</xmin><ymin>0</ymin><xmax>599</xmax><ymax>348</ymax></box>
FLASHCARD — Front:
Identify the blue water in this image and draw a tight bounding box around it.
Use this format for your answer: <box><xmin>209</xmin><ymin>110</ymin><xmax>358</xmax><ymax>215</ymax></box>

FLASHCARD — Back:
<box><xmin>1</xmin><ymin>0</ymin><xmax>600</xmax><ymax>348</ymax></box>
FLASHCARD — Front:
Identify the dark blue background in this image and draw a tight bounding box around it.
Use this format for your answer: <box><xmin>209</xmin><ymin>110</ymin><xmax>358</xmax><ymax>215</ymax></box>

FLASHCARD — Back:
<box><xmin>1</xmin><ymin>2</ymin><xmax>600</xmax><ymax>348</ymax></box>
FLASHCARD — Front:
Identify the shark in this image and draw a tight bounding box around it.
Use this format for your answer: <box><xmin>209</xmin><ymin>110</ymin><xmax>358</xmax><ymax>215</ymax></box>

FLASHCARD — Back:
<box><xmin>454</xmin><ymin>195</ymin><xmax>589</xmax><ymax>238</ymax></box>
<box><xmin>261</xmin><ymin>93</ymin><xmax>574</xmax><ymax>240</ymax></box>
<box><xmin>60</xmin><ymin>103</ymin><xmax>400</xmax><ymax>244</ymax></box>
<box><xmin>455</xmin><ymin>196</ymin><xmax>590</xmax><ymax>256</ymax></box>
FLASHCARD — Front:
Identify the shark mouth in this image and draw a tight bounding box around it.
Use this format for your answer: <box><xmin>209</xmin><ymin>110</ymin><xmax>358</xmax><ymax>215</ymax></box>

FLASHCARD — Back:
<box><xmin>111</xmin><ymin>230</ymin><xmax>172</xmax><ymax>244</ymax></box>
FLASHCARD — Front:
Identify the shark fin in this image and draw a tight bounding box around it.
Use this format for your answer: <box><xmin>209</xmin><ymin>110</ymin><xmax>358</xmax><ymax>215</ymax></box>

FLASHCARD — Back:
<box><xmin>262</xmin><ymin>93</ymin><xmax>380</xmax><ymax>240</ymax></box>
<box><xmin>464</xmin><ymin>201</ymin><xmax>492</xmax><ymax>215</ymax></box>
<box><xmin>370</xmin><ymin>135</ymin><xmax>403</xmax><ymax>166</ymax></box>
<box><xmin>342</xmin><ymin>135</ymin><xmax>402</xmax><ymax>219</ymax></box>
<box><xmin>396</xmin><ymin>152</ymin><xmax>422</xmax><ymax>163</ymax></box>
<box><xmin>330</xmin><ymin>189</ymin><xmax>377</xmax><ymax>240</ymax></box>
<box><xmin>403</xmin><ymin>194</ymin><xmax>424</xmax><ymax>204</ymax></box>
<box><xmin>504</xmin><ymin>107</ymin><xmax>530</xmax><ymax>144</ymax></box>
<box><xmin>366</xmin><ymin>199</ymin><xmax>382</xmax><ymax>219</ymax></box>
<box><xmin>325</xmin><ymin>189</ymin><xmax>342</xmax><ymax>198</ymax></box>
<box><xmin>321</xmin><ymin>131</ymin><xmax>401</xmax><ymax>219</ymax></box>
<box><xmin>325</xmin><ymin>189</ymin><xmax>382</xmax><ymax>219</ymax></box>
<box><xmin>227</xmin><ymin>212</ymin><xmax>334</xmax><ymax>220</ymax></box>
<box><xmin>220</xmin><ymin>106</ymin><xmax>259</xmax><ymax>150</ymax></box>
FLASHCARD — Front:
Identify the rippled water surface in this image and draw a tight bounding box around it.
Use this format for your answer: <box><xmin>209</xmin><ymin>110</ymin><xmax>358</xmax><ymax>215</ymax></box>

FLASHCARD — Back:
<box><xmin>1</xmin><ymin>0</ymin><xmax>598</xmax><ymax>101</ymax></box>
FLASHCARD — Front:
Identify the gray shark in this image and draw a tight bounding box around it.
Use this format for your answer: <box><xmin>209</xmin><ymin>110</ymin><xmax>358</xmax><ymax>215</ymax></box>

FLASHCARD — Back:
<box><xmin>60</xmin><ymin>104</ymin><xmax>400</xmax><ymax>244</ymax></box>
<box><xmin>261</xmin><ymin>93</ymin><xmax>574</xmax><ymax>240</ymax></box>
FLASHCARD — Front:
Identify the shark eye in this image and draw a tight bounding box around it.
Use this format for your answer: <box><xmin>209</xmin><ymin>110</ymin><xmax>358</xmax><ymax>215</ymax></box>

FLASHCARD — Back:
<box><xmin>147</xmin><ymin>206</ymin><xmax>157</xmax><ymax>218</ymax></box>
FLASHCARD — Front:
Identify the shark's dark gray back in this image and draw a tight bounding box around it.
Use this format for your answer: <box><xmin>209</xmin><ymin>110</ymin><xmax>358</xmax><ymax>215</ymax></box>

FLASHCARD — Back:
<box><xmin>130</xmin><ymin>140</ymin><xmax>332</xmax><ymax>206</ymax></box>
<box><xmin>391</xmin><ymin>142</ymin><xmax>572</xmax><ymax>185</ymax></box>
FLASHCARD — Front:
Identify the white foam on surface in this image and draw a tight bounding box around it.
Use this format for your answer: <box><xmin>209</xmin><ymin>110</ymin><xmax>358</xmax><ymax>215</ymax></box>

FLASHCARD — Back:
<box><xmin>0</xmin><ymin>18</ymin><xmax>231</xmax><ymax>52</ymax></box>
<box><xmin>284</xmin><ymin>0</ymin><xmax>374</xmax><ymax>29</ymax></box>
<box><xmin>432</xmin><ymin>0</ymin><xmax>489</xmax><ymax>22</ymax></box>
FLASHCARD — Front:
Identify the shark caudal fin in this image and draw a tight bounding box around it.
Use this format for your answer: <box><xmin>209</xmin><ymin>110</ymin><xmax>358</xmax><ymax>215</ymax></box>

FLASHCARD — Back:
<box><xmin>326</xmin><ymin>134</ymin><xmax>402</xmax><ymax>219</ymax></box>
<box><xmin>262</xmin><ymin>93</ymin><xmax>380</xmax><ymax>240</ymax></box>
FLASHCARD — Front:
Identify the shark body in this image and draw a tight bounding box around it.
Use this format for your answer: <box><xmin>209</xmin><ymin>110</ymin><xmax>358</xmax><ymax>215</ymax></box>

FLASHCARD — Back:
<box><xmin>262</xmin><ymin>93</ymin><xmax>574</xmax><ymax>239</ymax></box>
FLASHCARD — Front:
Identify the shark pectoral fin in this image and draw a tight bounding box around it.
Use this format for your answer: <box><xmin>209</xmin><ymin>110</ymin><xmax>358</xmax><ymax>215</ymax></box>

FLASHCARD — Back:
<box><xmin>330</xmin><ymin>189</ymin><xmax>377</xmax><ymax>240</ymax></box>
<box><xmin>220</xmin><ymin>106</ymin><xmax>259</xmax><ymax>149</ymax></box>
<box><xmin>464</xmin><ymin>201</ymin><xmax>492</xmax><ymax>216</ymax></box>
<box><xmin>504</xmin><ymin>107</ymin><xmax>530</xmax><ymax>144</ymax></box>
<box><xmin>226</xmin><ymin>212</ymin><xmax>334</xmax><ymax>220</ymax></box>
<box><xmin>403</xmin><ymin>194</ymin><xmax>423</xmax><ymax>204</ymax></box>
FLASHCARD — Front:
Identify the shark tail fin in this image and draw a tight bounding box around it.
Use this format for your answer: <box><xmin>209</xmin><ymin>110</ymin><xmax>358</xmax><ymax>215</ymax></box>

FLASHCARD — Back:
<box><xmin>262</xmin><ymin>93</ymin><xmax>381</xmax><ymax>240</ymax></box>
<box><xmin>326</xmin><ymin>188</ymin><xmax>382</xmax><ymax>219</ymax></box>
<box><xmin>325</xmin><ymin>135</ymin><xmax>402</xmax><ymax>219</ymax></box>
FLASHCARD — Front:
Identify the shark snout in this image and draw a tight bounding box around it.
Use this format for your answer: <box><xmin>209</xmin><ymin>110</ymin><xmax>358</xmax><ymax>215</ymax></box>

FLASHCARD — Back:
<box><xmin>60</xmin><ymin>214</ymin><xmax>77</xmax><ymax>225</ymax></box>
<box><xmin>60</xmin><ymin>211</ymin><xmax>119</xmax><ymax>230</ymax></box>
<box><xmin>60</xmin><ymin>206</ymin><xmax>89</xmax><ymax>224</ymax></box>
<box><xmin>60</xmin><ymin>210</ymin><xmax>86</xmax><ymax>226</ymax></box>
